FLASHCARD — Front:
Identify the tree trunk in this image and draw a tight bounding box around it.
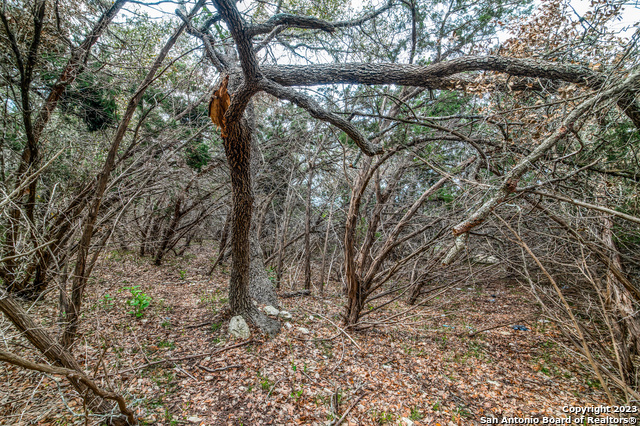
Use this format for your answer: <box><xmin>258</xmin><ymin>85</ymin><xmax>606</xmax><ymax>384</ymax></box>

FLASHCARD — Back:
<box><xmin>304</xmin><ymin>163</ymin><xmax>314</xmax><ymax>291</ymax></box>
<box><xmin>224</xmin><ymin>114</ymin><xmax>280</xmax><ymax>335</ymax></box>
<box><xmin>602</xmin><ymin>215</ymin><xmax>640</xmax><ymax>385</ymax></box>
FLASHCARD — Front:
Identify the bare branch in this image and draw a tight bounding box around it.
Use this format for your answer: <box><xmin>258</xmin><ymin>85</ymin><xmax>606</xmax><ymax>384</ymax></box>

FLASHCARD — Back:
<box><xmin>260</xmin><ymin>79</ymin><xmax>383</xmax><ymax>156</ymax></box>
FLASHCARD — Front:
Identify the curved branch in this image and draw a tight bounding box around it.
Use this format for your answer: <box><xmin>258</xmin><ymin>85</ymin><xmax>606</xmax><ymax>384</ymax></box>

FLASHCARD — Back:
<box><xmin>260</xmin><ymin>79</ymin><xmax>383</xmax><ymax>156</ymax></box>
<box><xmin>248</xmin><ymin>0</ymin><xmax>394</xmax><ymax>37</ymax></box>
<box><xmin>211</xmin><ymin>0</ymin><xmax>261</xmax><ymax>81</ymax></box>
<box><xmin>0</xmin><ymin>349</ymin><xmax>135</xmax><ymax>425</ymax></box>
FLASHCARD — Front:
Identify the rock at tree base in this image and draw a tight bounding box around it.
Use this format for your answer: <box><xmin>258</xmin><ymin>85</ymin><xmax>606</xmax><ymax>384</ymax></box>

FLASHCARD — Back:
<box><xmin>263</xmin><ymin>305</ymin><xmax>280</xmax><ymax>316</ymax></box>
<box><xmin>279</xmin><ymin>310</ymin><xmax>292</xmax><ymax>319</ymax></box>
<box><xmin>229</xmin><ymin>316</ymin><xmax>250</xmax><ymax>339</ymax></box>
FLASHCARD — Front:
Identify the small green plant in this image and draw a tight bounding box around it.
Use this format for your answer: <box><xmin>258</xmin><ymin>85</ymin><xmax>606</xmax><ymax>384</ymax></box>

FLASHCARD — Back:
<box><xmin>102</xmin><ymin>294</ymin><xmax>114</xmax><ymax>308</ymax></box>
<box><xmin>409</xmin><ymin>407</ymin><xmax>423</xmax><ymax>421</ymax></box>
<box><xmin>371</xmin><ymin>410</ymin><xmax>395</xmax><ymax>424</ymax></box>
<box><xmin>161</xmin><ymin>320</ymin><xmax>171</xmax><ymax>329</ymax></box>
<box><xmin>157</xmin><ymin>340</ymin><xmax>175</xmax><ymax>350</ymax></box>
<box><xmin>210</xmin><ymin>322</ymin><xmax>222</xmax><ymax>332</ymax></box>
<box><xmin>432</xmin><ymin>400</ymin><xmax>441</xmax><ymax>411</ymax></box>
<box><xmin>291</xmin><ymin>388</ymin><xmax>304</xmax><ymax>401</ymax></box>
<box><xmin>123</xmin><ymin>286</ymin><xmax>152</xmax><ymax>318</ymax></box>
<box><xmin>266</xmin><ymin>266</ymin><xmax>276</xmax><ymax>283</ymax></box>
<box><xmin>454</xmin><ymin>406</ymin><xmax>472</xmax><ymax>419</ymax></box>
<box><xmin>257</xmin><ymin>371</ymin><xmax>273</xmax><ymax>392</ymax></box>
<box><xmin>179</xmin><ymin>269</ymin><xmax>187</xmax><ymax>280</ymax></box>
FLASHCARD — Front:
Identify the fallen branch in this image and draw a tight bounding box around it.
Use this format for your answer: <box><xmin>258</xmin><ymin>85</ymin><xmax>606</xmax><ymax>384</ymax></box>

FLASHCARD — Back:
<box><xmin>0</xmin><ymin>349</ymin><xmax>135</xmax><ymax>425</ymax></box>
<box><xmin>464</xmin><ymin>317</ymin><xmax>535</xmax><ymax>338</ymax></box>
<box><xmin>108</xmin><ymin>340</ymin><xmax>253</xmax><ymax>377</ymax></box>
<box><xmin>281</xmin><ymin>289</ymin><xmax>311</xmax><ymax>298</ymax></box>
<box><xmin>197</xmin><ymin>364</ymin><xmax>243</xmax><ymax>373</ymax></box>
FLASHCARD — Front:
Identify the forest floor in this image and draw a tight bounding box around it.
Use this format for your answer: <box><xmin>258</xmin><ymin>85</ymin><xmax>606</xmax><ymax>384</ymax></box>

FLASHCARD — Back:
<box><xmin>0</xmin><ymin>244</ymin><xmax>619</xmax><ymax>425</ymax></box>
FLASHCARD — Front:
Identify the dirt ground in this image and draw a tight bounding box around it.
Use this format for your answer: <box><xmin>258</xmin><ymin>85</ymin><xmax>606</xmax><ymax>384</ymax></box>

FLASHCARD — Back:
<box><xmin>0</xmin><ymin>244</ymin><xmax>619</xmax><ymax>425</ymax></box>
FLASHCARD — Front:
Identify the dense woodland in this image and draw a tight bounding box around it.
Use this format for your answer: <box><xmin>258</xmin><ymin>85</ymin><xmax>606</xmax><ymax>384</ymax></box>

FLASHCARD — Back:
<box><xmin>0</xmin><ymin>0</ymin><xmax>639</xmax><ymax>424</ymax></box>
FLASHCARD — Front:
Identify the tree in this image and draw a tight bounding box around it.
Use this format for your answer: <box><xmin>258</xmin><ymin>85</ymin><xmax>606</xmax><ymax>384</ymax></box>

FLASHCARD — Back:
<box><xmin>180</xmin><ymin>0</ymin><xmax>639</xmax><ymax>335</ymax></box>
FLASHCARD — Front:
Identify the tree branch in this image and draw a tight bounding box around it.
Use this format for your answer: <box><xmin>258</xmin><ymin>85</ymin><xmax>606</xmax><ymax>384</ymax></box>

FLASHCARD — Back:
<box><xmin>248</xmin><ymin>0</ymin><xmax>394</xmax><ymax>36</ymax></box>
<box><xmin>0</xmin><ymin>348</ymin><xmax>135</xmax><ymax>424</ymax></box>
<box><xmin>260</xmin><ymin>79</ymin><xmax>383</xmax><ymax>156</ymax></box>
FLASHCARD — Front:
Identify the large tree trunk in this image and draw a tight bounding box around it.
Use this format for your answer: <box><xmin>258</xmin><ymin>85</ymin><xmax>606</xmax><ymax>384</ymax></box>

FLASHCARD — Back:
<box><xmin>224</xmin><ymin>113</ymin><xmax>280</xmax><ymax>335</ymax></box>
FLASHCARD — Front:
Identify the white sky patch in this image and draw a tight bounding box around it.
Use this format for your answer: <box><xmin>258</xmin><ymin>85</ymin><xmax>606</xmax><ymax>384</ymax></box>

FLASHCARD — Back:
<box><xmin>121</xmin><ymin>0</ymin><xmax>640</xmax><ymax>51</ymax></box>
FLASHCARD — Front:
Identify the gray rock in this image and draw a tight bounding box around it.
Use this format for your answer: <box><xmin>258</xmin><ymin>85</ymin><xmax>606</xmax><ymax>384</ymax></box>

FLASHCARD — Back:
<box><xmin>187</xmin><ymin>416</ymin><xmax>203</xmax><ymax>424</ymax></box>
<box><xmin>279</xmin><ymin>310</ymin><xmax>292</xmax><ymax>320</ymax></box>
<box><xmin>263</xmin><ymin>305</ymin><xmax>280</xmax><ymax>316</ymax></box>
<box><xmin>298</xmin><ymin>327</ymin><xmax>310</xmax><ymax>334</ymax></box>
<box><xmin>228</xmin><ymin>316</ymin><xmax>250</xmax><ymax>339</ymax></box>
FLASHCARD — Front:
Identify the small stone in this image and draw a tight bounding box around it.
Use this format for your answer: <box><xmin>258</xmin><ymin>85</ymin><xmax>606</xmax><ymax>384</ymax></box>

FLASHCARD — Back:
<box><xmin>228</xmin><ymin>316</ymin><xmax>250</xmax><ymax>339</ymax></box>
<box><xmin>297</xmin><ymin>327</ymin><xmax>310</xmax><ymax>334</ymax></box>
<box><xmin>401</xmin><ymin>417</ymin><xmax>414</xmax><ymax>426</ymax></box>
<box><xmin>205</xmin><ymin>375</ymin><xmax>213</xmax><ymax>380</ymax></box>
<box><xmin>279</xmin><ymin>310</ymin><xmax>292</xmax><ymax>320</ymax></box>
<box><xmin>263</xmin><ymin>305</ymin><xmax>280</xmax><ymax>316</ymax></box>
<box><xmin>285</xmin><ymin>322</ymin><xmax>292</xmax><ymax>329</ymax></box>
<box><xmin>187</xmin><ymin>416</ymin><xmax>202</xmax><ymax>424</ymax></box>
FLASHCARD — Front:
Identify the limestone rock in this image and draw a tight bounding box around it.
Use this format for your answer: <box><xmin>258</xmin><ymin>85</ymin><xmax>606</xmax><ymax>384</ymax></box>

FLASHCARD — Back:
<box><xmin>279</xmin><ymin>310</ymin><xmax>292</xmax><ymax>320</ymax></box>
<box><xmin>263</xmin><ymin>305</ymin><xmax>280</xmax><ymax>316</ymax></box>
<box><xmin>298</xmin><ymin>327</ymin><xmax>310</xmax><ymax>334</ymax></box>
<box><xmin>229</xmin><ymin>316</ymin><xmax>250</xmax><ymax>339</ymax></box>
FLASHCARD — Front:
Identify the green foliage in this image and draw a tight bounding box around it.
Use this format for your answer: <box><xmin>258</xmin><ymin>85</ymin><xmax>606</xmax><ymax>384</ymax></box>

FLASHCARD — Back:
<box><xmin>184</xmin><ymin>139</ymin><xmax>211</xmax><ymax>171</ymax></box>
<box><xmin>371</xmin><ymin>409</ymin><xmax>395</xmax><ymax>424</ymax></box>
<box><xmin>156</xmin><ymin>339</ymin><xmax>175</xmax><ymax>350</ymax></box>
<box><xmin>62</xmin><ymin>70</ymin><xmax>119</xmax><ymax>131</ymax></box>
<box><xmin>257</xmin><ymin>371</ymin><xmax>274</xmax><ymax>392</ymax></box>
<box><xmin>123</xmin><ymin>286</ymin><xmax>152</xmax><ymax>318</ymax></box>
<box><xmin>409</xmin><ymin>407</ymin><xmax>423</xmax><ymax>421</ymax></box>
<box><xmin>102</xmin><ymin>294</ymin><xmax>115</xmax><ymax>309</ymax></box>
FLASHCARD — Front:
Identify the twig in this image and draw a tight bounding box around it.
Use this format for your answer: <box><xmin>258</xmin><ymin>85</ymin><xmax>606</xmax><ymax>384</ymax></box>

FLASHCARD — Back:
<box><xmin>186</xmin><ymin>320</ymin><xmax>213</xmax><ymax>329</ymax></box>
<box><xmin>196</xmin><ymin>364</ymin><xmax>242</xmax><ymax>373</ymax></box>
<box><xmin>105</xmin><ymin>340</ymin><xmax>253</xmax><ymax>377</ymax></box>
<box><xmin>309</xmin><ymin>311</ymin><xmax>362</xmax><ymax>351</ymax></box>
<box><xmin>464</xmin><ymin>316</ymin><xmax>535</xmax><ymax>337</ymax></box>
<box><xmin>330</xmin><ymin>393</ymin><xmax>366</xmax><ymax>426</ymax></box>
<box><xmin>281</xmin><ymin>289</ymin><xmax>311</xmax><ymax>298</ymax></box>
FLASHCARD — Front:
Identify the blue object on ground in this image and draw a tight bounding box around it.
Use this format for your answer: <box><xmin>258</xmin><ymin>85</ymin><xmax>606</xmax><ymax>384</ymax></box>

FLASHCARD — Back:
<box><xmin>512</xmin><ymin>325</ymin><xmax>529</xmax><ymax>331</ymax></box>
